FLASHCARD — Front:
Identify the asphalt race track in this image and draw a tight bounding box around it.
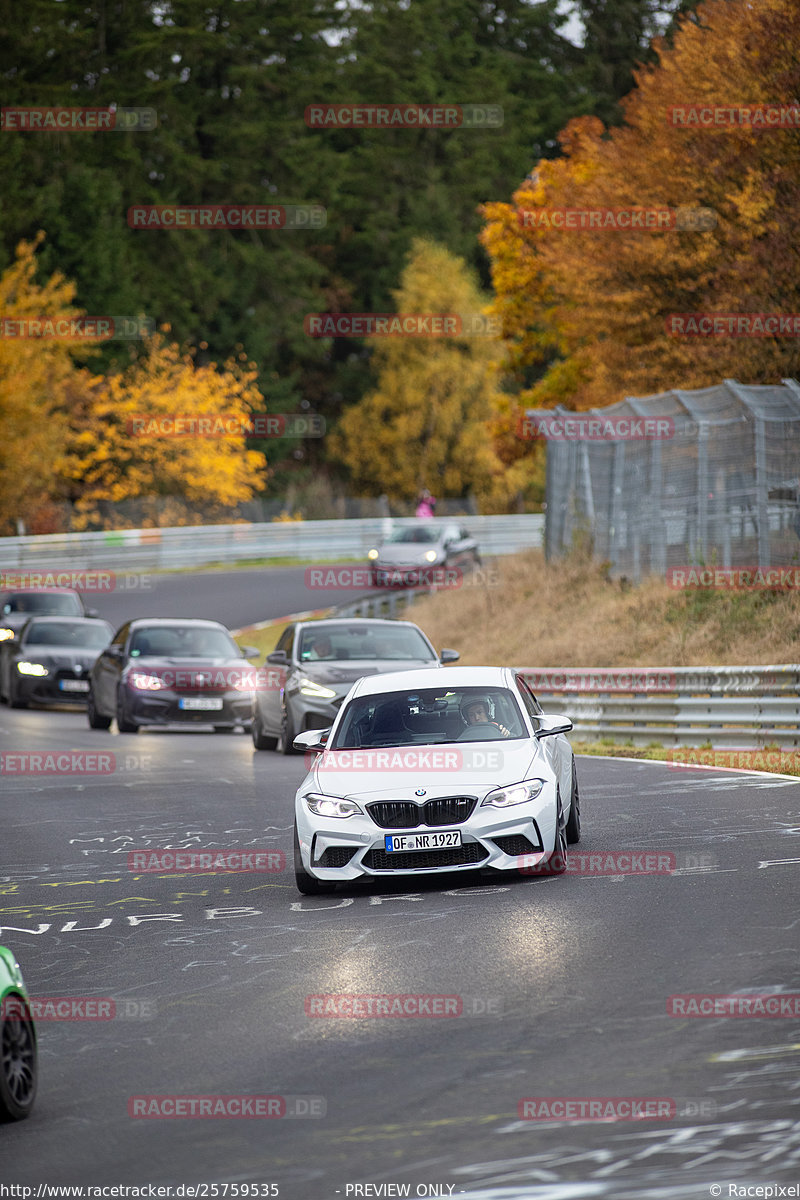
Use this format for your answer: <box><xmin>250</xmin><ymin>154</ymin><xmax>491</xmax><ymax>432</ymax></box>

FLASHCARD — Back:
<box><xmin>95</xmin><ymin>564</ymin><xmax>378</xmax><ymax>632</ymax></box>
<box><xmin>1</xmin><ymin>569</ymin><xmax>799</xmax><ymax>1195</ymax></box>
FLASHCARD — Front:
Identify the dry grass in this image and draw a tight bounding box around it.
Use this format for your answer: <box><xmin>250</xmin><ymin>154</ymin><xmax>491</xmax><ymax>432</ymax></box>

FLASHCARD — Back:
<box><xmin>410</xmin><ymin>549</ymin><xmax>800</xmax><ymax>667</ymax></box>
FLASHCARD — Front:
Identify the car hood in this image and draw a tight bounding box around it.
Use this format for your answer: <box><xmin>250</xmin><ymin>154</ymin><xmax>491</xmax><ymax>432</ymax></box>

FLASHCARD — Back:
<box><xmin>374</xmin><ymin>544</ymin><xmax>443</xmax><ymax>565</ymax></box>
<box><xmin>298</xmin><ymin>659</ymin><xmax>438</xmax><ymax>687</ymax></box>
<box><xmin>15</xmin><ymin>647</ymin><xmax>101</xmax><ymax>666</ymax></box>
<box><xmin>307</xmin><ymin>740</ymin><xmax>542</xmax><ymax>799</ymax></box>
<box><xmin>121</xmin><ymin>656</ymin><xmax>253</xmax><ymax>683</ymax></box>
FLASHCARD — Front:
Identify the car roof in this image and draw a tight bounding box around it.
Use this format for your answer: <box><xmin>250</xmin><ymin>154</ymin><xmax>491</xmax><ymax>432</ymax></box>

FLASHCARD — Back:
<box><xmin>295</xmin><ymin>617</ymin><xmax>427</xmax><ymax>629</ymax></box>
<box><xmin>127</xmin><ymin>618</ymin><xmax>229</xmax><ymax>629</ymax></box>
<box><xmin>350</xmin><ymin>665</ymin><xmax>511</xmax><ymax>698</ymax></box>
<box><xmin>21</xmin><ymin>616</ymin><xmax>107</xmax><ymax>625</ymax></box>
<box><xmin>1</xmin><ymin>588</ymin><xmax>83</xmax><ymax>597</ymax></box>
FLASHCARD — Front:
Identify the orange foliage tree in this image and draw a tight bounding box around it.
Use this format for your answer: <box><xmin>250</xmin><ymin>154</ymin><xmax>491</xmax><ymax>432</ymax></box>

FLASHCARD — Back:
<box><xmin>60</xmin><ymin>333</ymin><xmax>268</xmax><ymax>528</ymax></box>
<box><xmin>481</xmin><ymin>0</ymin><xmax>800</xmax><ymax>413</ymax></box>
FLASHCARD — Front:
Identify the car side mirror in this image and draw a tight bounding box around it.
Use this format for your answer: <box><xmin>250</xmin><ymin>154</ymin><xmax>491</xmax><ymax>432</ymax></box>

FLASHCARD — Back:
<box><xmin>293</xmin><ymin>728</ymin><xmax>331</xmax><ymax>753</ymax></box>
<box><xmin>86</xmin><ymin>608</ymin><xmax>100</xmax><ymax>618</ymax></box>
<box><xmin>266</xmin><ymin>650</ymin><xmax>288</xmax><ymax>665</ymax></box>
<box><xmin>440</xmin><ymin>649</ymin><xmax>460</xmax><ymax>663</ymax></box>
<box><xmin>240</xmin><ymin>645</ymin><xmax>260</xmax><ymax>659</ymax></box>
<box><xmin>535</xmin><ymin>714</ymin><xmax>573</xmax><ymax>739</ymax></box>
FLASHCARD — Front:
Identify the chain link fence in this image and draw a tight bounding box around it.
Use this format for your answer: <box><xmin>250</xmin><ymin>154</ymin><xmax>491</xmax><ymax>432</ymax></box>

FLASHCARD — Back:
<box><xmin>527</xmin><ymin>378</ymin><xmax>800</xmax><ymax>578</ymax></box>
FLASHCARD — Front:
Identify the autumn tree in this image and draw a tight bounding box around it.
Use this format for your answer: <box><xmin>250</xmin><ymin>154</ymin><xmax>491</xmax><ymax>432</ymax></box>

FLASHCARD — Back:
<box><xmin>482</xmin><ymin>0</ymin><xmax>800</xmax><ymax>413</ymax></box>
<box><xmin>0</xmin><ymin>236</ymin><xmax>89</xmax><ymax>534</ymax></box>
<box><xmin>330</xmin><ymin>240</ymin><xmax>529</xmax><ymax>510</ymax></box>
<box><xmin>59</xmin><ymin>333</ymin><xmax>268</xmax><ymax>528</ymax></box>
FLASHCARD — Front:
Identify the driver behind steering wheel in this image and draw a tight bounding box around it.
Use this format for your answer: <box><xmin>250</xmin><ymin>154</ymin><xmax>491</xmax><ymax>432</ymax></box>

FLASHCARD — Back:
<box><xmin>460</xmin><ymin>696</ymin><xmax>511</xmax><ymax>738</ymax></box>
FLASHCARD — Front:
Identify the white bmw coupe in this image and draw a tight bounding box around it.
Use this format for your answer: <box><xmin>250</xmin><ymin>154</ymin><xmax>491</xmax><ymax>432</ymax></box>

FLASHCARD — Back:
<box><xmin>292</xmin><ymin>665</ymin><xmax>581</xmax><ymax>894</ymax></box>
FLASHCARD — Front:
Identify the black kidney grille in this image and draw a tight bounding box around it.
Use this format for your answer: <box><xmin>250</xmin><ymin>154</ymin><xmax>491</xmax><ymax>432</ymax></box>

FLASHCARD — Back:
<box><xmin>363</xmin><ymin>842</ymin><xmax>489</xmax><ymax>871</ymax></box>
<box><xmin>366</xmin><ymin>797</ymin><xmax>477</xmax><ymax>829</ymax></box>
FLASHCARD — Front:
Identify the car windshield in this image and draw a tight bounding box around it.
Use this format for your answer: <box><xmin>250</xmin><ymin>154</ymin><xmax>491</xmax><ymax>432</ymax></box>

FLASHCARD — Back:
<box><xmin>2</xmin><ymin>592</ymin><xmax>82</xmax><ymax>615</ymax></box>
<box><xmin>385</xmin><ymin>527</ymin><xmax>441</xmax><ymax>545</ymax></box>
<box><xmin>299</xmin><ymin>624</ymin><xmax>435</xmax><ymax>663</ymax></box>
<box><xmin>128</xmin><ymin>626</ymin><xmax>237</xmax><ymax>658</ymax></box>
<box><xmin>331</xmin><ymin>686</ymin><xmax>528</xmax><ymax>749</ymax></box>
<box><xmin>24</xmin><ymin>621</ymin><xmax>111</xmax><ymax>649</ymax></box>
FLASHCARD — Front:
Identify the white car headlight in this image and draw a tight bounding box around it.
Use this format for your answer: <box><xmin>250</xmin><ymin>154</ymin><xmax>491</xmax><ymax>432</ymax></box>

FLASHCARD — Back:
<box><xmin>16</xmin><ymin>661</ymin><xmax>49</xmax><ymax>677</ymax></box>
<box><xmin>300</xmin><ymin>678</ymin><xmax>337</xmax><ymax>699</ymax></box>
<box><xmin>424</xmin><ymin>550</ymin><xmax>438</xmax><ymax>562</ymax></box>
<box><xmin>368</xmin><ymin>549</ymin><xmax>379</xmax><ymax>560</ymax></box>
<box><xmin>304</xmin><ymin>793</ymin><xmax>362</xmax><ymax>819</ymax></box>
<box><xmin>129</xmin><ymin>672</ymin><xmax>165</xmax><ymax>691</ymax></box>
<box><xmin>0</xmin><ymin>628</ymin><xmax>15</xmax><ymax>641</ymax></box>
<box><xmin>481</xmin><ymin>779</ymin><xmax>545</xmax><ymax>808</ymax></box>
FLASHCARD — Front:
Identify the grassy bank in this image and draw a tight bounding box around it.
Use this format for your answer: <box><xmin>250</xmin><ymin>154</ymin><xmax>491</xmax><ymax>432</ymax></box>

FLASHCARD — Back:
<box><xmin>409</xmin><ymin>549</ymin><xmax>800</xmax><ymax>668</ymax></box>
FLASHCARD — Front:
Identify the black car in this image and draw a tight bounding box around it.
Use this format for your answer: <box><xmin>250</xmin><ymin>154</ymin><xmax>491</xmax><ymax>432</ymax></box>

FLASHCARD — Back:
<box><xmin>0</xmin><ymin>617</ymin><xmax>114</xmax><ymax>708</ymax></box>
<box><xmin>0</xmin><ymin>588</ymin><xmax>99</xmax><ymax>644</ymax></box>
<box><xmin>252</xmin><ymin>617</ymin><xmax>459</xmax><ymax>753</ymax></box>
<box><xmin>366</xmin><ymin>522</ymin><xmax>481</xmax><ymax>587</ymax></box>
<box><xmin>87</xmin><ymin>618</ymin><xmax>259</xmax><ymax>734</ymax></box>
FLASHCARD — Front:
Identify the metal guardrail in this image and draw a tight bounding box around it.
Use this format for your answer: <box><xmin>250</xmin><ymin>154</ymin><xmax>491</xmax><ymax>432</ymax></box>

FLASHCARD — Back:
<box><xmin>0</xmin><ymin>514</ymin><xmax>543</xmax><ymax>572</ymax></box>
<box><xmin>517</xmin><ymin>665</ymin><xmax>800</xmax><ymax>749</ymax></box>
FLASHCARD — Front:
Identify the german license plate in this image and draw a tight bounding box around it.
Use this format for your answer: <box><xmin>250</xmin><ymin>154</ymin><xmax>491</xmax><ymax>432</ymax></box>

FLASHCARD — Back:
<box><xmin>60</xmin><ymin>679</ymin><xmax>89</xmax><ymax>692</ymax></box>
<box><xmin>179</xmin><ymin>697</ymin><xmax>224</xmax><ymax>710</ymax></box>
<box><xmin>384</xmin><ymin>830</ymin><xmax>462</xmax><ymax>853</ymax></box>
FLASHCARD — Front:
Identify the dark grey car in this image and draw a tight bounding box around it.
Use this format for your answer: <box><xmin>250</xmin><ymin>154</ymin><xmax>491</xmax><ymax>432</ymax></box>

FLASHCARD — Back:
<box><xmin>251</xmin><ymin>618</ymin><xmax>459</xmax><ymax>753</ymax></box>
<box><xmin>0</xmin><ymin>617</ymin><xmax>113</xmax><ymax>708</ymax></box>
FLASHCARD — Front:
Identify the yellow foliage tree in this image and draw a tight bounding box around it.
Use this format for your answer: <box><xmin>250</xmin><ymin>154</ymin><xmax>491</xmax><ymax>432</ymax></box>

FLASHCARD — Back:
<box><xmin>0</xmin><ymin>236</ymin><xmax>86</xmax><ymax>534</ymax></box>
<box><xmin>59</xmin><ymin>333</ymin><xmax>268</xmax><ymax>528</ymax></box>
<box><xmin>481</xmin><ymin>0</ymin><xmax>800</xmax><ymax>412</ymax></box>
<box><xmin>330</xmin><ymin>239</ymin><xmax>530</xmax><ymax>510</ymax></box>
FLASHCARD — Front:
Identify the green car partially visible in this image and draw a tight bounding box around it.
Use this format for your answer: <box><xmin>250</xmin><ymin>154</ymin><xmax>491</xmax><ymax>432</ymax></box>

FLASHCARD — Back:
<box><xmin>0</xmin><ymin>946</ymin><xmax>37</xmax><ymax>1120</ymax></box>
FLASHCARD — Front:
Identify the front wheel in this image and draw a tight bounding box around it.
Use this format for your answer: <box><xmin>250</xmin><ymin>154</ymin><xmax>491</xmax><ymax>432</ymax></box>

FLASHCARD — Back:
<box><xmin>540</xmin><ymin>789</ymin><xmax>568</xmax><ymax>875</ymax></box>
<box><xmin>565</xmin><ymin>760</ymin><xmax>581</xmax><ymax>844</ymax></box>
<box><xmin>0</xmin><ymin>997</ymin><xmax>37</xmax><ymax>1121</ymax></box>
<box><xmin>294</xmin><ymin>824</ymin><xmax>336</xmax><ymax>895</ymax></box>
<box><xmin>252</xmin><ymin>707</ymin><xmax>278</xmax><ymax>751</ymax></box>
<box><xmin>116</xmin><ymin>690</ymin><xmax>139</xmax><ymax>734</ymax></box>
<box><xmin>277</xmin><ymin>705</ymin><xmax>297</xmax><ymax>755</ymax></box>
<box><xmin>87</xmin><ymin>687</ymin><xmax>112</xmax><ymax>730</ymax></box>
<box><xmin>8</xmin><ymin>680</ymin><xmax>28</xmax><ymax>709</ymax></box>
